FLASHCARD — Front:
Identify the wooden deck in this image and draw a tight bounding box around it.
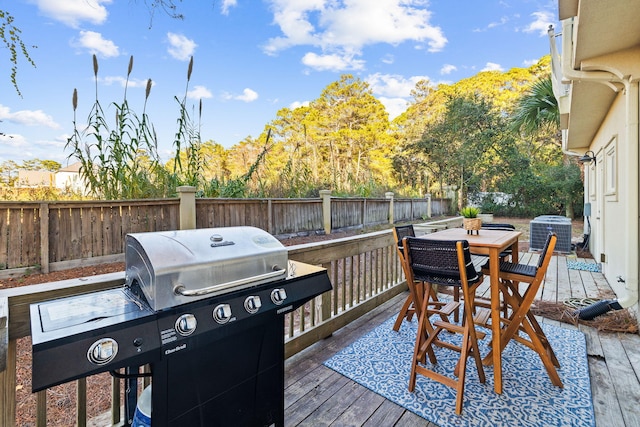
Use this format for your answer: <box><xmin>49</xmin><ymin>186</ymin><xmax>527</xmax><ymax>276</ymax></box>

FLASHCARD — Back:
<box><xmin>283</xmin><ymin>252</ymin><xmax>640</xmax><ymax>426</ymax></box>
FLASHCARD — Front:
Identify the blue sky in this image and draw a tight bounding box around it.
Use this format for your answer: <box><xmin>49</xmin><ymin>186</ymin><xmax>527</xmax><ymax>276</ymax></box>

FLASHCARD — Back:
<box><xmin>0</xmin><ymin>0</ymin><xmax>559</xmax><ymax>166</ymax></box>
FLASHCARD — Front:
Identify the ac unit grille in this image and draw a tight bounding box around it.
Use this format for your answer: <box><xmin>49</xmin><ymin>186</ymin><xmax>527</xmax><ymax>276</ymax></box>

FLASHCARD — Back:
<box><xmin>529</xmin><ymin>215</ymin><xmax>572</xmax><ymax>252</ymax></box>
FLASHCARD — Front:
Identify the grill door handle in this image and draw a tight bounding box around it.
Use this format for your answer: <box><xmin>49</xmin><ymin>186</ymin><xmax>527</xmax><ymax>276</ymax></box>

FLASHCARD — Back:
<box><xmin>173</xmin><ymin>267</ymin><xmax>287</xmax><ymax>297</ymax></box>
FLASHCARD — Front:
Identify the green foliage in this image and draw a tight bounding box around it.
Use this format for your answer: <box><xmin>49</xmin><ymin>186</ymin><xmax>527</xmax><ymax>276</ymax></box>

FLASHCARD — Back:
<box><xmin>171</xmin><ymin>57</ymin><xmax>202</xmax><ymax>187</ymax></box>
<box><xmin>460</xmin><ymin>206</ymin><xmax>480</xmax><ymax>218</ymax></box>
<box><xmin>3</xmin><ymin>53</ymin><xmax>578</xmax><ymax>212</ymax></box>
<box><xmin>413</xmin><ymin>93</ymin><xmax>516</xmax><ymax>207</ymax></box>
<box><xmin>66</xmin><ymin>55</ymin><xmax>165</xmax><ymax>200</ymax></box>
<box><xmin>199</xmin><ymin>132</ymin><xmax>271</xmax><ymax>198</ymax></box>
<box><xmin>511</xmin><ymin>76</ymin><xmax>559</xmax><ymax>135</ymax></box>
<box><xmin>0</xmin><ymin>9</ymin><xmax>36</xmax><ymax>97</ymax></box>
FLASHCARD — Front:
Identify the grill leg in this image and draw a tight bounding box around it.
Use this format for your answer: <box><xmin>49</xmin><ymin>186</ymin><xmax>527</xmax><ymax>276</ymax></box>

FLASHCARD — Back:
<box><xmin>124</xmin><ymin>366</ymin><xmax>139</xmax><ymax>426</ymax></box>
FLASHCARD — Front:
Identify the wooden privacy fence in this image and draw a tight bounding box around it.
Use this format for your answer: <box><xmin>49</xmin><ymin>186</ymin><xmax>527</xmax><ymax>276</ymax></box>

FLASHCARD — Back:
<box><xmin>0</xmin><ymin>217</ymin><xmax>462</xmax><ymax>427</ymax></box>
<box><xmin>0</xmin><ymin>190</ymin><xmax>450</xmax><ymax>276</ymax></box>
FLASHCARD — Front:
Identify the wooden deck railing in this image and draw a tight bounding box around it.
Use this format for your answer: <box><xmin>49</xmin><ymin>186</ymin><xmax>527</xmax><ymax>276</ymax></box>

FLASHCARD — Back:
<box><xmin>0</xmin><ymin>217</ymin><xmax>461</xmax><ymax>427</ymax></box>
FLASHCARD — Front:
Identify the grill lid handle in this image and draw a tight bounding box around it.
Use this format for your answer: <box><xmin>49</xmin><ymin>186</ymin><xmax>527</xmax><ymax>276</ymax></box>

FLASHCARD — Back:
<box><xmin>173</xmin><ymin>267</ymin><xmax>287</xmax><ymax>297</ymax></box>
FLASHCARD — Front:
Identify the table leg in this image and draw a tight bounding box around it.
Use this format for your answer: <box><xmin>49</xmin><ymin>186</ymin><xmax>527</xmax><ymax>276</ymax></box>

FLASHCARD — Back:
<box><xmin>489</xmin><ymin>248</ymin><xmax>502</xmax><ymax>394</ymax></box>
<box><xmin>510</xmin><ymin>241</ymin><xmax>519</xmax><ymax>264</ymax></box>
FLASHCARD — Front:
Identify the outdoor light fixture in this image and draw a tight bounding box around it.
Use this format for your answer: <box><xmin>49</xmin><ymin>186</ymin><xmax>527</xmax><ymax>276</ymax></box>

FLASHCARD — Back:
<box><xmin>578</xmin><ymin>150</ymin><xmax>596</xmax><ymax>165</ymax></box>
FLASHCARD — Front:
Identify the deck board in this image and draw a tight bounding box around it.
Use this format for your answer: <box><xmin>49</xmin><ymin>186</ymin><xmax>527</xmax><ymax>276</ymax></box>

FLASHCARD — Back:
<box><xmin>598</xmin><ymin>333</ymin><xmax>640</xmax><ymax>427</ymax></box>
<box><xmin>285</xmin><ymin>252</ymin><xmax>640</xmax><ymax>426</ymax></box>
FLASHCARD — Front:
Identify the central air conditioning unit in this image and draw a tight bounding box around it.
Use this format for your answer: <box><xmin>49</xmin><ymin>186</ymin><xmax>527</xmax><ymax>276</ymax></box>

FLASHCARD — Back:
<box><xmin>529</xmin><ymin>215</ymin><xmax>572</xmax><ymax>253</ymax></box>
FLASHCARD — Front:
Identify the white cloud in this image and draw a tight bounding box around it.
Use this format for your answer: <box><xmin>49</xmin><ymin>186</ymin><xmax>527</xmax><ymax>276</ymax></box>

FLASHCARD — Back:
<box><xmin>167</xmin><ymin>33</ymin><xmax>197</xmax><ymax>61</ymax></box>
<box><xmin>366</xmin><ymin>73</ymin><xmax>429</xmax><ymax>98</ymax></box>
<box><xmin>98</xmin><ymin>76</ymin><xmax>150</xmax><ymax>88</ymax></box>
<box><xmin>523</xmin><ymin>10</ymin><xmax>555</xmax><ymax>37</ymax></box>
<box><xmin>187</xmin><ymin>85</ymin><xmax>213</xmax><ymax>100</ymax></box>
<box><xmin>377</xmin><ymin>97</ymin><xmax>409</xmax><ymax>120</ymax></box>
<box><xmin>366</xmin><ymin>74</ymin><xmax>433</xmax><ymax>119</ymax></box>
<box><xmin>487</xmin><ymin>16</ymin><xmax>509</xmax><ymax>30</ymax></box>
<box><xmin>0</xmin><ymin>105</ymin><xmax>61</xmax><ymax>129</ymax></box>
<box><xmin>74</xmin><ymin>31</ymin><xmax>119</xmax><ymax>58</ymax></box>
<box><xmin>221</xmin><ymin>0</ymin><xmax>238</xmax><ymax>15</ymax></box>
<box><xmin>381</xmin><ymin>54</ymin><xmax>394</xmax><ymax>65</ymax></box>
<box><xmin>236</xmin><ymin>88</ymin><xmax>258</xmax><ymax>102</ymax></box>
<box><xmin>481</xmin><ymin>62</ymin><xmax>504</xmax><ymax>72</ymax></box>
<box><xmin>264</xmin><ymin>0</ymin><xmax>447</xmax><ymax>71</ymax></box>
<box><xmin>289</xmin><ymin>100</ymin><xmax>310</xmax><ymax>110</ymax></box>
<box><xmin>0</xmin><ymin>134</ymin><xmax>68</xmax><ymax>164</ymax></box>
<box><xmin>523</xmin><ymin>59</ymin><xmax>538</xmax><ymax>67</ymax></box>
<box><xmin>302</xmin><ymin>52</ymin><xmax>365</xmax><ymax>72</ymax></box>
<box><xmin>0</xmin><ymin>133</ymin><xmax>26</xmax><ymax>149</ymax></box>
<box><xmin>32</xmin><ymin>0</ymin><xmax>111</xmax><ymax>28</ymax></box>
<box><xmin>440</xmin><ymin>64</ymin><xmax>457</xmax><ymax>75</ymax></box>
<box><xmin>223</xmin><ymin>88</ymin><xmax>259</xmax><ymax>102</ymax></box>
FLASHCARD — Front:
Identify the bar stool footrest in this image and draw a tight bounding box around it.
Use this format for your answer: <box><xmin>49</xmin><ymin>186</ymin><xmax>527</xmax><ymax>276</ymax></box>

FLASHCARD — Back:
<box><xmin>429</xmin><ymin>300</ymin><xmax>460</xmax><ymax>316</ymax></box>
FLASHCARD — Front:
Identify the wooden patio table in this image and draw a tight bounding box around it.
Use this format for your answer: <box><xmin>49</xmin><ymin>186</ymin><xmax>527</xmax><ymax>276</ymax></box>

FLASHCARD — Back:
<box><xmin>419</xmin><ymin>227</ymin><xmax>521</xmax><ymax>394</ymax></box>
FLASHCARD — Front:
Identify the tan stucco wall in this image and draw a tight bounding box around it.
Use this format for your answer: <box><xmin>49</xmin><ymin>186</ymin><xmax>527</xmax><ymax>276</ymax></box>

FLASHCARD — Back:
<box><xmin>588</xmin><ymin>89</ymin><xmax>631</xmax><ymax>300</ymax></box>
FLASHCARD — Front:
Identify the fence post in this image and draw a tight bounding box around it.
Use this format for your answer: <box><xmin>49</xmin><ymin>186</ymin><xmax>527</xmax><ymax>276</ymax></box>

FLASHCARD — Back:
<box><xmin>385</xmin><ymin>192</ymin><xmax>394</xmax><ymax>224</ymax></box>
<box><xmin>267</xmin><ymin>199</ymin><xmax>273</xmax><ymax>234</ymax></box>
<box><xmin>39</xmin><ymin>203</ymin><xmax>49</xmax><ymax>274</ymax></box>
<box><xmin>0</xmin><ymin>297</ymin><xmax>6</xmax><ymax>373</ymax></box>
<box><xmin>177</xmin><ymin>186</ymin><xmax>197</xmax><ymax>230</ymax></box>
<box><xmin>427</xmin><ymin>193</ymin><xmax>432</xmax><ymax>218</ymax></box>
<box><xmin>319</xmin><ymin>190</ymin><xmax>331</xmax><ymax>235</ymax></box>
<box><xmin>362</xmin><ymin>198</ymin><xmax>367</xmax><ymax>229</ymax></box>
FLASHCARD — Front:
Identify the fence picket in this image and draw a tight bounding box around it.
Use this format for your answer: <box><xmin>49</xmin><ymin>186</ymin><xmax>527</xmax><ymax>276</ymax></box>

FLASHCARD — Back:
<box><xmin>0</xmin><ymin>196</ymin><xmax>448</xmax><ymax>274</ymax></box>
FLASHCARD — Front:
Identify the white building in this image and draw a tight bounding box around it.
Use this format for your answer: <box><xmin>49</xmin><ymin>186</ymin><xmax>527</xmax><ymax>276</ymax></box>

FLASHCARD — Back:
<box><xmin>54</xmin><ymin>162</ymin><xmax>88</xmax><ymax>194</ymax></box>
<box><xmin>552</xmin><ymin>0</ymin><xmax>639</xmax><ymax>316</ymax></box>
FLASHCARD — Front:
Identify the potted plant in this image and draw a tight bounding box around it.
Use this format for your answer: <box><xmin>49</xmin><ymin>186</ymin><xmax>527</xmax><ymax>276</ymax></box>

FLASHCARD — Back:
<box><xmin>460</xmin><ymin>206</ymin><xmax>482</xmax><ymax>234</ymax></box>
<box><xmin>477</xmin><ymin>212</ymin><xmax>494</xmax><ymax>223</ymax></box>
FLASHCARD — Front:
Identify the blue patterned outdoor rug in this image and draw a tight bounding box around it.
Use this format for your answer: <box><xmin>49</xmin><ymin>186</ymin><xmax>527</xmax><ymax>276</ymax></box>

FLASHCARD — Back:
<box><xmin>567</xmin><ymin>261</ymin><xmax>601</xmax><ymax>272</ymax></box>
<box><xmin>324</xmin><ymin>316</ymin><xmax>595</xmax><ymax>427</ymax></box>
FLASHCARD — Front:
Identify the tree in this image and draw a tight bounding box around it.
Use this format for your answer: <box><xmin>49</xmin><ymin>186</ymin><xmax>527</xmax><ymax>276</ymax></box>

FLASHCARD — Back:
<box><xmin>0</xmin><ymin>160</ymin><xmax>19</xmax><ymax>186</ymax></box>
<box><xmin>311</xmin><ymin>74</ymin><xmax>392</xmax><ymax>193</ymax></box>
<box><xmin>415</xmin><ymin>94</ymin><xmax>514</xmax><ymax>208</ymax></box>
<box><xmin>510</xmin><ymin>75</ymin><xmax>582</xmax><ymax>217</ymax></box>
<box><xmin>0</xmin><ymin>9</ymin><xmax>36</xmax><ymax>97</ymax></box>
<box><xmin>20</xmin><ymin>159</ymin><xmax>61</xmax><ymax>171</ymax></box>
<box><xmin>510</xmin><ymin>76</ymin><xmax>560</xmax><ymax>137</ymax></box>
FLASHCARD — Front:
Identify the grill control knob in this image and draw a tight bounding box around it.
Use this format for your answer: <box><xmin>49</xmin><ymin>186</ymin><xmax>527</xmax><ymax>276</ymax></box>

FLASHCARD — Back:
<box><xmin>271</xmin><ymin>288</ymin><xmax>287</xmax><ymax>305</ymax></box>
<box><xmin>87</xmin><ymin>338</ymin><xmax>118</xmax><ymax>365</ymax></box>
<box><xmin>244</xmin><ymin>296</ymin><xmax>262</xmax><ymax>314</ymax></box>
<box><xmin>213</xmin><ymin>304</ymin><xmax>232</xmax><ymax>324</ymax></box>
<box><xmin>175</xmin><ymin>313</ymin><xmax>197</xmax><ymax>336</ymax></box>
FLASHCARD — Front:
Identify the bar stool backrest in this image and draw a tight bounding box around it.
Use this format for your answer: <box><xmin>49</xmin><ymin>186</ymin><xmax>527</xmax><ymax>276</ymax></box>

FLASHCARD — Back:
<box><xmin>393</xmin><ymin>225</ymin><xmax>415</xmax><ymax>250</ymax></box>
<box><xmin>537</xmin><ymin>232</ymin><xmax>557</xmax><ymax>269</ymax></box>
<box><xmin>403</xmin><ymin>237</ymin><xmax>482</xmax><ymax>288</ymax></box>
<box><xmin>480</xmin><ymin>223</ymin><xmax>516</xmax><ymax>231</ymax></box>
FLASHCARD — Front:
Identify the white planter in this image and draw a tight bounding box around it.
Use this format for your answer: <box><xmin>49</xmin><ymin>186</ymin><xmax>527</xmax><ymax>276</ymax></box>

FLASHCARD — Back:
<box><xmin>478</xmin><ymin>213</ymin><xmax>494</xmax><ymax>223</ymax></box>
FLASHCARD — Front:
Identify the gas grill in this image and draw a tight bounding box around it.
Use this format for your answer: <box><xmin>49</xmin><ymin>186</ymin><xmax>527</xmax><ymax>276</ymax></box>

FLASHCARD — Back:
<box><xmin>31</xmin><ymin>226</ymin><xmax>332</xmax><ymax>426</ymax></box>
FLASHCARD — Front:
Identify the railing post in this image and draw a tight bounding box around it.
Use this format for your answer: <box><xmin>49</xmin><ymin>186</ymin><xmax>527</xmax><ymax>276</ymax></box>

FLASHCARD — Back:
<box><xmin>320</xmin><ymin>190</ymin><xmax>331</xmax><ymax>235</ymax></box>
<box><xmin>267</xmin><ymin>198</ymin><xmax>273</xmax><ymax>234</ymax></box>
<box><xmin>0</xmin><ymin>339</ymin><xmax>16</xmax><ymax>427</ymax></box>
<box><xmin>0</xmin><ymin>297</ymin><xmax>6</xmax><ymax>373</ymax></box>
<box><xmin>385</xmin><ymin>192</ymin><xmax>394</xmax><ymax>224</ymax></box>
<box><xmin>177</xmin><ymin>186</ymin><xmax>197</xmax><ymax>230</ymax></box>
<box><xmin>39</xmin><ymin>203</ymin><xmax>49</xmax><ymax>274</ymax></box>
<box><xmin>0</xmin><ymin>296</ymin><xmax>14</xmax><ymax>427</ymax></box>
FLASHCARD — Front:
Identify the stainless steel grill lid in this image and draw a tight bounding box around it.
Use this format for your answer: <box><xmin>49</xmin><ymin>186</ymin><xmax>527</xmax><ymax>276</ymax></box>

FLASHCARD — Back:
<box><xmin>125</xmin><ymin>226</ymin><xmax>288</xmax><ymax>311</ymax></box>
